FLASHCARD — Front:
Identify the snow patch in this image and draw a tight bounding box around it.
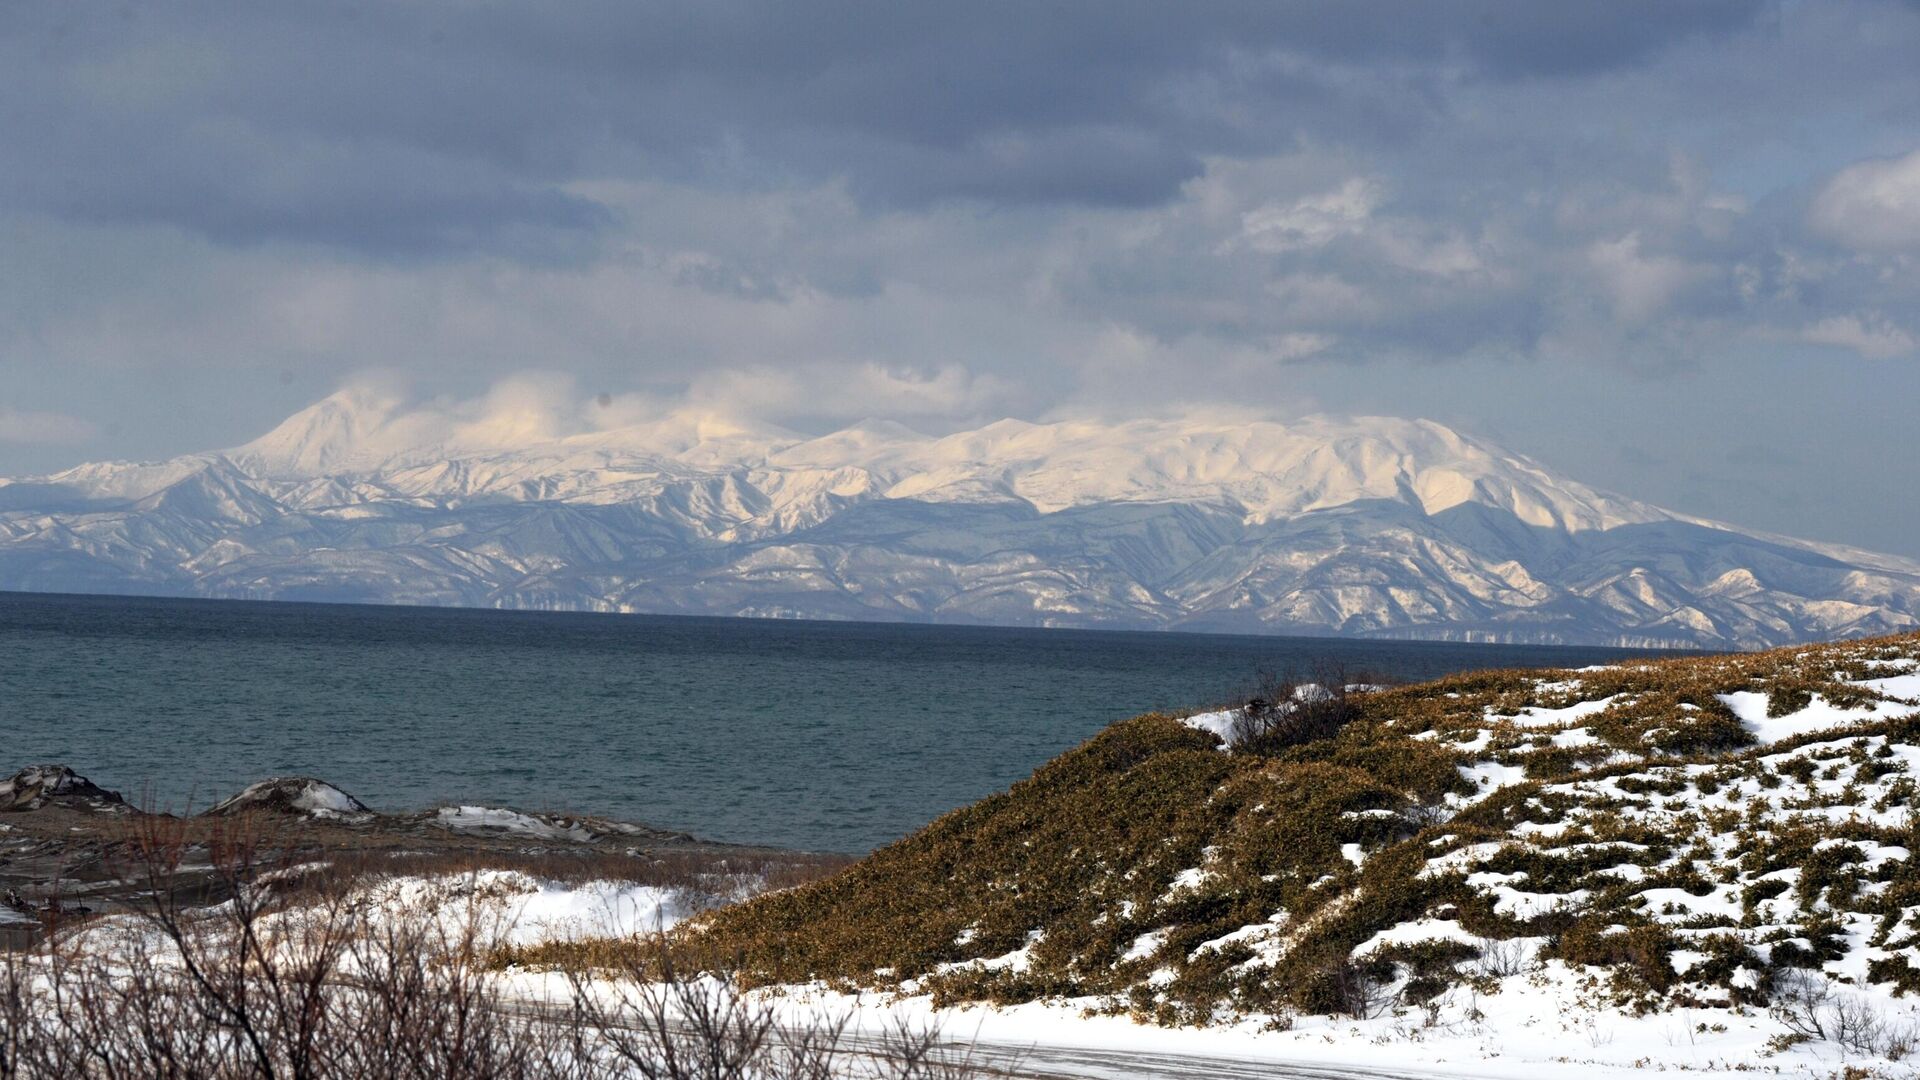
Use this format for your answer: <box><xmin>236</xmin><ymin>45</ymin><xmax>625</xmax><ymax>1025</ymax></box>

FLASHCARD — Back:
<box><xmin>1489</xmin><ymin>694</ymin><xmax>1622</xmax><ymax>729</ymax></box>
<box><xmin>1862</xmin><ymin>672</ymin><xmax>1920</xmax><ymax>701</ymax></box>
<box><xmin>1353</xmin><ymin>918</ymin><xmax>1478</xmax><ymax>955</ymax></box>
<box><xmin>434</xmin><ymin>806</ymin><xmax>592</xmax><ymax>842</ymax></box>
<box><xmin>1121</xmin><ymin>929</ymin><xmax>1168</xmax><ymax>963</ymax></box>
<box><xmin>1181</xmin><ymin>709</ymin><xmax>1240</xmax><ymax>746</ymax></box>
<box><xmin>1718</xmin><ymin>690</ymin><xmax>1919</xmax><ymax>745</ymax></box>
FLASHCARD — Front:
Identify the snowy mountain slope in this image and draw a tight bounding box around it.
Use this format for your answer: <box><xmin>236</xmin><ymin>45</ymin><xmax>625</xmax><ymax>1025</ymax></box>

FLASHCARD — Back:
<box><xmin>1</xmin><ymin>389</ymin><xmax>1915</xmax><ymax>648</ymax></box>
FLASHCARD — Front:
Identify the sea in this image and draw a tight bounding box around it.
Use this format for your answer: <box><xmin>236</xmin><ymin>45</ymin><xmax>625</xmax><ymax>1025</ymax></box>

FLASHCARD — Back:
<box><xmin>0</xmin><ymin>591</ymin><xmax>1670</xmax><ymax>852</ymax></box>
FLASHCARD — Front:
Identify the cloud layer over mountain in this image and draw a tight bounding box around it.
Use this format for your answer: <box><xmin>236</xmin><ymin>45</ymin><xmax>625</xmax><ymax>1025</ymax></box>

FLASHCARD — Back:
<box><xmin>4</xmin><ymin>3</ymin><xmax>1919</xmax><ymax>556</ymax></box>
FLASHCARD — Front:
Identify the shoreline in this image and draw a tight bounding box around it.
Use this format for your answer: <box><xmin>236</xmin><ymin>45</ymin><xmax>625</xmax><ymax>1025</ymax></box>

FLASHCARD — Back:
<box><xmin>0</xmin><ymin>764</ymin><xmax>844</xmax><ymax>947</ymax></box>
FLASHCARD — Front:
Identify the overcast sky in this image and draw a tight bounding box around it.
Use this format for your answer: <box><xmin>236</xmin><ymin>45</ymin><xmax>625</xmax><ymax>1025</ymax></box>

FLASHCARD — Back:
<box><xmin>3</xmin><ymin>1</ymin><xmax>1919</xmax><ymax>554</ymax></box>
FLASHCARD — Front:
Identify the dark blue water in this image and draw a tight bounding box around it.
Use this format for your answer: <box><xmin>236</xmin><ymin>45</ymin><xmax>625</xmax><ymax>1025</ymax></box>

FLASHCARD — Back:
<box><xmin>0</xmin><ymin>592</ymin><xmax>1662</xmax><ymax>851</ymax></box>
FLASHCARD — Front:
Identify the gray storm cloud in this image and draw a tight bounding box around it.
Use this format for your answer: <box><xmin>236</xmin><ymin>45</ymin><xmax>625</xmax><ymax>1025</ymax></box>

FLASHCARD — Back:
<box><xmin>1</xmin><ymin>0</ymin><xmax>1919</xmax><ymax>555</ymax></box>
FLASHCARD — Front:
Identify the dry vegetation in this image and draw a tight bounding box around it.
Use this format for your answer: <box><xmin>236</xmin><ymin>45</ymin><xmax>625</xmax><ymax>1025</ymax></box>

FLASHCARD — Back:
<box><xmin>0</xmin><ymin>815</ymin><xmax>971</xmax><ymax>1079</ymax></box>
<box><xmin>16</xmin><ymin>632</ymin><xmax>1920</xmax><ymax>1074</ymax></box>
<box><xmin>509</xmin><ymin>632</ymin><xmax>1920</xmax><ymax>1040</ymax></box>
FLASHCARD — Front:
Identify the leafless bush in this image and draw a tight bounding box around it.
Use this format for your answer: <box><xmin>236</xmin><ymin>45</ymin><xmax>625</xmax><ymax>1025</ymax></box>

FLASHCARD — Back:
<box><xmin>563</xmin><ymin>936</ymin><xmax>997</xmax><ymax>1080</ymax></box>
<box><xmin>1474</xmin><ymin>937</ymin><xmax>1534</xmax><ymax>979</ymax></box>
<box><xmin>1328</xmin><ymin>956</ymin><xmax>1393</xmax><ymax>1021</ymax></box>
<box><xmin>1831</xmin><ymin>994</ymin><xmax>1888</xmax><ymax>1056</ymax></box>
<box><xmin>1770</xmin><ymin>969</ymin><xmax>1917</xmax><ymax>1058</ymax></box>
<box><xmin>1400</xmin><ymin>802</ymin><xmax>1452</xmax><ymax>830</ymax></box>
<box><xmin>0</xmin><ymin>813</ymin><xmax>989</xmax><ymax>1079</ymax></box>
<box><xmin>1771</xmin><ymin>968</ymin><xmax>1836</xmax><ymax>1041</ymax></box>
<box><xmin>1228</xmin><ymin>663</ymin><xmax>1365</xmax><ymax>754</ymax></box>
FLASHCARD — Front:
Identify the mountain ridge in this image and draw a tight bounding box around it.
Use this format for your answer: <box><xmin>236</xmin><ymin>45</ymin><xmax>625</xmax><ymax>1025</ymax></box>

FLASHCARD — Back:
<box><xmin>1</xmin><ymin>390</ymin><xmax>1915</xmax><ymax>649</ymax></box>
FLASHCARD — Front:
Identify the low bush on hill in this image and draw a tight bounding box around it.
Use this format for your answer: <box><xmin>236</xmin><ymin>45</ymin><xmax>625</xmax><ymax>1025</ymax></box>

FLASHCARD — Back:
<box><xmin>514</xmin><ymin>633</ymin><xmax>1920</xmax><ymax>1042</ymax></box>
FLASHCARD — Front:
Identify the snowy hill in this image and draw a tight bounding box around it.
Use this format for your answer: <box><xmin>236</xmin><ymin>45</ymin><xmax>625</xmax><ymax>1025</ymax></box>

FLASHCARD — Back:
<box><xmin>1</xmin><ymin>388</ymin><xmax>1916</xmax><ymax>649</ymax></box>
<box><xmin>672</xmin><ymin>633</ymin><xmax>1920</xmax><ymax>1076</ymax></box>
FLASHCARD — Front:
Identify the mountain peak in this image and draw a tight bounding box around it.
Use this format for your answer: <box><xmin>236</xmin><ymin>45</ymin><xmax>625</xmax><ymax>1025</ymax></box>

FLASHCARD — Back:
<box><xmin>229</xmin><ymin>384</ymin><xmax>414</xmax><ymax>480</ymax></box>
<box><xmin>8</xmin><ymin>395</ymin><xmax>1917</xmax><ymax>648</ymax></box>
<box><xmin>222</xmin><ymin>391</ymin><xmax>1622</xmax><ymax>529</ymax></box>
<box><xmin>230</xmin><ymin>388</ymin><xmax>801</xmax><ymax>479</ymax></box>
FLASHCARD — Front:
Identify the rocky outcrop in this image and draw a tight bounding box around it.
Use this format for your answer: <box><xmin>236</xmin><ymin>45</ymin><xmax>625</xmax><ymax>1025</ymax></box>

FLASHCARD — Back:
<box><xmin>0</xmin><ymin>764</ymin><xmax>706</xmax><ymax>849</ymax></box>
<box><xmin>201</xmin><ymin>777</ymin><xmax>373</xmax><ymax>820</ymax></box>
<box><xmin>0</xmin><ymin>766</ymin><xmax>127</xmax><ymax>813</ymax></box>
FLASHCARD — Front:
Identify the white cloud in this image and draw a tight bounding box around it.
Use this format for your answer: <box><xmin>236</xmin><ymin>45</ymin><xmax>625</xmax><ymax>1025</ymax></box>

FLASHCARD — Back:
<box><xmin>1237</xmin><ymin>178</ymin><xmax>1381</xmax><ymax>253</ymax></box>
<box><xmin>1810</xmin><ymin>148</ymin><xmax>1920</xmax><ymax>252</ymax></box>
<box><xmin>1585</xmin><ymin>232</ymin><xmax>1705</xmax><ymax>325</ymax></box>
<box><xmin>687</xmin><ymin>362</ymin><xmax>1012</xmax><ymax>424</ymax></box>
<box><xmin>447</xmin><ymin>372</ymin><xmax>580</xmax><ymax>449</ymax></box>
<box><xmin>1370</xmin><ymin>225</ymin><xmax>1487</xmax><ymax>279</ymax></box>
<box><xmin>1227</xmin><ymin>173</ymin><xmax>1486</xmax><ymax>279</ymax></box>
<box><xmin>5</xmin><ymin>5</ymin><xmax>1920</xmax><ymax>495</ymax></box>
<box><xmin>1800</xmin><ymin>313</ymin><xmax>1918</xmax><ymax>359</ymax></box>
<box><xmin>0</xmin><ymin>408</ymin><xmax>98</xmax><ymax>447</ymax></box>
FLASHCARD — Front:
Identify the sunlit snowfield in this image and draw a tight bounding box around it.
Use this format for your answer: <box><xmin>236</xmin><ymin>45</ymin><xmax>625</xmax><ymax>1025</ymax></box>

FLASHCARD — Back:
<box><xmin>0</xmin><ymin>591</ymin><xmax>1656</xmax><ymax>850</ymax></box>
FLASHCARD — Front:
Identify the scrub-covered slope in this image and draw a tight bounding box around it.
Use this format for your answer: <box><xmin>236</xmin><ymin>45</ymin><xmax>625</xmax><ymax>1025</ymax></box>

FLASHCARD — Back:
<box><xmin>689</xmin><ymin>633</ymin><xmax>1920</xmax><ymax>1038</ymax></box>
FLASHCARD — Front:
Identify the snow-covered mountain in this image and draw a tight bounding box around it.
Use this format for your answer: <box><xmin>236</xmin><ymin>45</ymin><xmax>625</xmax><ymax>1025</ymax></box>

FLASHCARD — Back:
<box><xmin>2</xmin><ymin>387</ymin><xmax>1915</xmax><ymax>649</ymax></box>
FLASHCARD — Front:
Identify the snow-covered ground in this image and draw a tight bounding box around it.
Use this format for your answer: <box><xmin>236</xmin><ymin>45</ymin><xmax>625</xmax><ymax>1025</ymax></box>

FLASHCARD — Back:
<box><xmin>611</xmin><ymin>644</ymin><xmax>1920</xmax><ymax>1079</ymax></box>
<box><xmin>432</xmin><ymin>874</ymin><xmax>1918</xmax><ymax>1079</ymax></box>
<box><xmin>351</xmin><ymin>870</ymin><xmax>695</xmax><ymax>947</ymax></box>
<box><xmin>492</xmin><ymin>937</ymin><xmax>1918</xmax><ymax>1079</ymax></box>
<box><xmin>29</xmin><ymin>857</ymin><xmax>1920</xmax><ymax>1078</ymax></box>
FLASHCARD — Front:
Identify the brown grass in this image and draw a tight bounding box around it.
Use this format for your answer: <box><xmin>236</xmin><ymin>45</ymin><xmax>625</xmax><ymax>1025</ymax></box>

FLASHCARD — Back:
<box><xmin>0</xmin><ymin>812</ymin><xmax>984</xmax><ymax>1080</ymax></box>
<box><xmin>596</xmin><ymin>631</ymin><xmax>1920</xmax><ymax>1023</ymax></box>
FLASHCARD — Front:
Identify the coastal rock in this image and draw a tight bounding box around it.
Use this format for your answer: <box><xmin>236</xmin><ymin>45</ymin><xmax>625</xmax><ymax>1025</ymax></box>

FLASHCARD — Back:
<box><xmin>421</xmin><ymin>806</ymin><xmax>692</xmax><ymax>845</ymax></box>
<box><xmin>0</xmin><ymin>766</ymin><xmax>128</xmax><ymax>813</ymax></box>
<box><xmin>429</xmin><ymin>805</ymin><xmax>593</xmax><ymax>842</ymax></box>
<box><xmin>202</xmin><ymin>777</ymin><xmax>373</xmax><ymax>819</ymax></box>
